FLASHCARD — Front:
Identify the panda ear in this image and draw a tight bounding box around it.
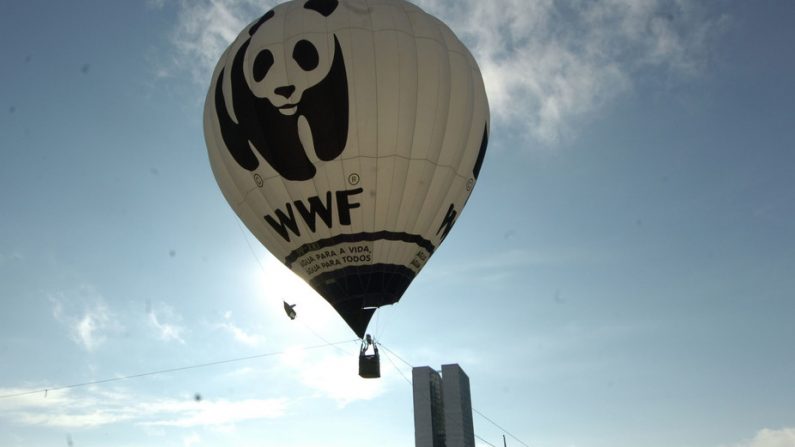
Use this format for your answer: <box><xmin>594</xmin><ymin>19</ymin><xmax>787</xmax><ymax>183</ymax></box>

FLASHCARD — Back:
<box><xmin>304</xmin><ymin>0</ymin><xmax>338</xmax><ymax>17</ymax></box>
<box><xmin>249</xmin><ymin>9</ymin><xmax>275</xmax><ymax>36</ymax></box>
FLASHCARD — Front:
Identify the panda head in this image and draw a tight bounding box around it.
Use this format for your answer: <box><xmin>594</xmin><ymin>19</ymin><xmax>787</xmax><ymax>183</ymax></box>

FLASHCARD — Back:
<box><xmin>213</xmin><ymin>0</ymin><xmax>349</xmax><ymax>181</ymax></box>
<box><xmin>243</xmin><ymin>1</ymin><xmax>339</xmax><ymax>116</ymax></box>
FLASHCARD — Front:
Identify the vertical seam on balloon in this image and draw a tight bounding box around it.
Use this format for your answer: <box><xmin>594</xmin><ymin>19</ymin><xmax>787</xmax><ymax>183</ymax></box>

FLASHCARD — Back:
<box><xmin>353</xmin><ymin>0</ymin><xmax>383</xmax><ymax>309</ymax></box>
<box><xmin>342</xmin><ymin>0</ymin><xmax>366</xmax><ymax>310</ymax></box>
<box><xmin>385</xmin><ymin>2</ymin><xmax>405</xmax><ymax>289</ymax></box>
<box><xmin>365</xmin><ymin>0</ymin><xmax>382</xmax><ymax>303</ymax></box>
<box><xmin>391</xmin><ymin>2</ymin><xmax>410</xmax><ymax>281</ymax></box>
<box><xmin>384</xmin><ymin>3</ymin><xmax>419</xmax><ymax>286</ymax></box>
<box><xmin>346</xmin><ymin>1</ymin><xmax>367</xmax><ymax>298</ymax></box>
<box><xmin>384</xmin><ymin>2</ymin><xmax>416</xmax><ymax>283</ymax></box>
<box><xmin>417</xmin><ymin>41</ymin><xmax>478</xmax><ymax>246</ymax></box>
<box><xmin>354</xmin><ymin>0</ymin><xmax>378</xmax><ymax>312</ymax></box>
<box><xmin>385</xmin><ymin>4</ymin><xmax>419</xmax><ymax>276</ymax></box>
<box><xmin>343</xmin><ymin>2</ymin><xmax>364</xmax><ymax>239</ymax></box>
<box><xmin>370</xmin><ymin>0</ymin><xmax>384</xmax><ymax>287</ymax></box>
<box><xmin>399</xmin><ymin>27</ymin><xmax>446</xmax><ymax>273</ymax></box>
<box><xmin>411</xmin><ymin>27</ymin><xmax>456</xmax><ymax>246</ymax></box>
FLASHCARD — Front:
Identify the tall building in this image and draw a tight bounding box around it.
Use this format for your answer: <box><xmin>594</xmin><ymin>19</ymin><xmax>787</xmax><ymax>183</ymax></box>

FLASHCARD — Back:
<box><xmin>413</xmin><ymin>364</ymin><xmax>475</xmax><ymax>447</ymax></box>
<box><xmin>441</xmin><ymin>364</ymin><xmax>475</xmax><ymax>447</ymax></box>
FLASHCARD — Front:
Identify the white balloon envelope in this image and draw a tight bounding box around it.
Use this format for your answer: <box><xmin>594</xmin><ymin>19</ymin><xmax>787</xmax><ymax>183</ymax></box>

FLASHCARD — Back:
<box><xmin>204</xmin><ymin>0</ymin><xmax>489</xmax><ymax>338</ymax></box>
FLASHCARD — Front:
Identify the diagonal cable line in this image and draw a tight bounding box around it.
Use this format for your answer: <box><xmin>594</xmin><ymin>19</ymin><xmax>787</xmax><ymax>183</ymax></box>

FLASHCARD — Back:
<box><xmin>473</xmin><ymin>409</ymin><xmax>531</xmax><ymax>447</ymax></box>
<box><xmin>381</xmin><ymin>347</ymin><xmax>412</xmax><ymax>386</ymax></box>
<box><xmin>475</xmin><ymin>434</ymin><xmax>499</xmax><ymax>447</ymax></box>
<box><xmin>0</xmin><ymin>339</ymin><xmax>357</xmax><ymax>401</ymax></box>
<box><xmin>377</xmin><ymin>342</ymin><xmax>413</xmax><ymax>369</ymax></box>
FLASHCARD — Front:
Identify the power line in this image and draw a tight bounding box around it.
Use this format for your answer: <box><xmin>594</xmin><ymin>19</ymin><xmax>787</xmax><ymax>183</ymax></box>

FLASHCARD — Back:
<box><xmin>381</xmin><ymin>347</ymin><xmax>412</xmax><ymax>386</ymax></box>
<box><xmin>236</xmin><ymin>219</ymin><xmax>269</xmax><ymax>274</ymax></box>
<box><xmin>475</xmin><ymin>434</ymin><xmax>499</xmax><ymax>447</ymax></box>
<box><xmin>0</xmin><ymin>339</ymin><xmax>357</xmax><ymax>401</ymax></box>
<box><xmin>377</xmin><ymin>342</ymin><xmax>413</xmax><ymax>369</ymax></box>
<box><xmin>473</xmin><ymin>409</ymin><xmax>531</xmax><ymax>447</ymax></box>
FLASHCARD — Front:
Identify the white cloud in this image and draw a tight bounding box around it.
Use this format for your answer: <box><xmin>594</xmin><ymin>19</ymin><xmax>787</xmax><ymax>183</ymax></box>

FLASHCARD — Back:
<box><xmin>74</xmin><ymin>309</ymin><xmax>112</xmax><ymax>351</ymax></box>
<box><xmin>0</xmin><ymin>346</ymin><xmax>386</xmax><ymax>433</ymax></box>
<box><xmin>15</xmin><ymin>408</ymin><xmax>130</xmax><ymax>428</ymax></box>
<box><xmin>291</xmin><ymin>351</ymin><xmax>385</xmax><ymax>406</ymax></box>
<box><xmin>727</xmin><ymin>428</ymin><xmax>795</xmax><ymax>447</ymax></box>
<box><xmin>157</xmin><ymin>0</ymin><xmax>272</xmax><ymax>84</ymax></box>
<box><xmin>164</xmin><ymin>0</ymin><xmax>728</xmax><ymax>145</ymax></box>
<box><xmin>423</xmin><ymin>247</ymin><xmax>604</xmax><ymax>285</ymax></box>
<box><xmin>49</xmin><ymin>288</ymin><xmax>122</xmax><ymax>351</ymax></box>
<box><xmin>0</xmin><ymin>387</ymin><xmax>134</xmax><ymax>428</ymax></box>
<box><xmin>148</xmin><ymin>304</ymin><xmax>187</xmax><ymax>344</ymax></box>
<box><xmin>415</xmin><ymin>0</ymin><xmax>729</xmax><ymax>143</ymax></box>
<box><xmin>183</xmin><ymin>433</ymin><xmax>202</xmax><ymax>447</ymax></box>
<box><xmin>268</xmin><ymin>340</ymin><xmax>386</xmax><ymax>406</ymax></box>
<box><xmin>0</xmin><ymin>387</ymin><xmax>287</xmax><ymax>430</ymax></box>
<box><xmin>217</xmin><ymin>311</ymin><xmax>263</xmax><ymax>347</ymax></box>
<box><xmin>144</xmin><ymin>398</ymin><xmax>287</xmax><ymax>428</ymax></box>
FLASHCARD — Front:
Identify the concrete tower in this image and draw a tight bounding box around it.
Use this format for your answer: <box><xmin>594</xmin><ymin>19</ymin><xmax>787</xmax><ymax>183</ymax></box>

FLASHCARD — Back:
<box><xmin>412</xmin><ymin>364</ymin><xmax>475</xmax><ymax>447</ymax></box>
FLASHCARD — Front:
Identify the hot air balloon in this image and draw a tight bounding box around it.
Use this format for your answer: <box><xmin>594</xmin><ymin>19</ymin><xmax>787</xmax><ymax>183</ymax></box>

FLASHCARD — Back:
<box><xmin>203</xmin><ymin>0</ymin><xmax>489</xmax><ymax>376</ymax></box>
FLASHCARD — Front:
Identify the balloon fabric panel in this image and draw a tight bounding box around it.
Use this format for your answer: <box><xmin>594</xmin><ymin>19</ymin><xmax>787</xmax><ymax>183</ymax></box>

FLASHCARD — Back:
<box><xmin>204</xmin><ymin>0</ymin><xmax>489</xmax><ymax>338</ymax></box>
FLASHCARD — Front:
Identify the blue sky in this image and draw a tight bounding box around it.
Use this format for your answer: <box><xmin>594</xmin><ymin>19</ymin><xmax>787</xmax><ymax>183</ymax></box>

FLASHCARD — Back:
<box><xmin>1</xmin><ymin>1</ymin><xmax>794</xmax><ymax>447</ymax></box>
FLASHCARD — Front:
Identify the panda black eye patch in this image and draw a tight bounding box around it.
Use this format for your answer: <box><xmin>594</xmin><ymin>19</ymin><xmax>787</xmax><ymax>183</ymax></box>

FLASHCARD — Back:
<box><xmin>293</xmin><ymin>40</ymin><xmax>319</xmax><ymax>71</ymax></box>
<box><xmin>253</xmin><ymin>49</ymin><xmax>274</xmax><ymax>82</ymax></box>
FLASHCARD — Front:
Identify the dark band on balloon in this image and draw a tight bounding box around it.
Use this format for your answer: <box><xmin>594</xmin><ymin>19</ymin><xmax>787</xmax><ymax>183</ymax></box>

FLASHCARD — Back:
<box><xmin>473</xmin><ymin>124</ymin><xmax>489</xmax><ymax>179</ymax></box>
<box><xmin>284</xmin><ymin>231</ymin><xmax>435</xmax><ymax>268</ymax></box>
<box><xmin>308</xmin><ymin>263</ymin><xmax>416</xmax><ymax>338</ymax></box>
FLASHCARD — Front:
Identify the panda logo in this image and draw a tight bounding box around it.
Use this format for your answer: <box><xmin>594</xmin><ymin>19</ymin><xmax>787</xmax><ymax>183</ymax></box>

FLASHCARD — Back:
<box><xmin>213</xmin><ymin>0</ymin><xmax>348</xmax><ymax>181</ymax></box>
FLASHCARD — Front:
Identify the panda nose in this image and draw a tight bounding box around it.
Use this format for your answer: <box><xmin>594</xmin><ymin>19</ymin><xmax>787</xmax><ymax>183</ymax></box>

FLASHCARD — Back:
<box><xmin>275</xmin><ymin>85</ymin><xmax>296</xmax><ymax>98</ymax></box>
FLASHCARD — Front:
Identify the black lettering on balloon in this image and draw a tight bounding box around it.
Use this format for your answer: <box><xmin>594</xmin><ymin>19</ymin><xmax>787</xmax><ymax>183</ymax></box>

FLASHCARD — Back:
<box><xmin>436</xmin><ymin>203</ymin><xmax>458</xmax><ymax>241</ymax></box>
<box><xmin>294</xmin><ymin>191</ymin><xmax>333</xmax><ymax>232</ymax></box>
<box><xmin>336</xmin><ymin>188</ymin><xmax>363</xmax><ymax>225</ymax></box>
<box><xmin>265</xmin><ymin>189</ymin><xmax>363</xmax><ymax>242</ymax></box>
<box><xmin>265</xmin><ymin>204</ymin><xmax>301</xmax><ymax>242</ymax></box>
